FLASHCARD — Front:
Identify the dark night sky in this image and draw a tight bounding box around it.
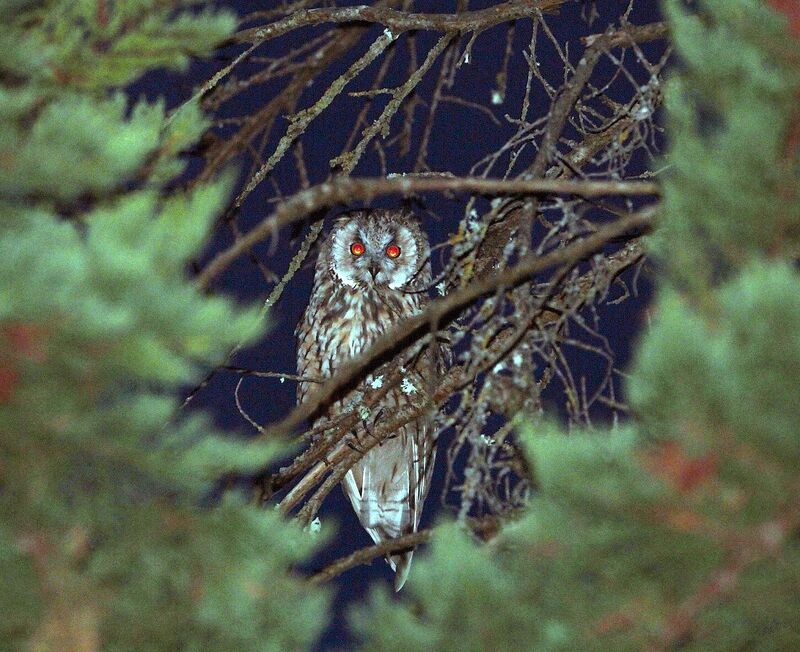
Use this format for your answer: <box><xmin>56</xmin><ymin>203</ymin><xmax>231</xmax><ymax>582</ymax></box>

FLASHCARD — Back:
<box><xmin>132</xmin><ymin>1</ymin><xmax>665</xmax><ymax>648</ymax></box>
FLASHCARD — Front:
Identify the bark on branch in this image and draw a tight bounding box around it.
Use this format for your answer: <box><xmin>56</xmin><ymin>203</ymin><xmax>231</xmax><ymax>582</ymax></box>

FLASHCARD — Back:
<box><xmin>196</xmin><ymin>176</ymin><xmax>658</xmax><ymax>289</ymax></box>
<box><xmin>234</xmin><ymin>1</ymin><xmax>566</xmax><ymax>45</ymax></box>
<box><xmin>308</xmin><ymin>530</ymin><xmax>432</xmax><ymax>584</ymax></box>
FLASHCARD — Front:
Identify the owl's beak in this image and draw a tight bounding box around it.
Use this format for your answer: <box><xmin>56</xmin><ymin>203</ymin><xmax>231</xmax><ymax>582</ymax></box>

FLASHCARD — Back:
<box><xmin>368</xmin><ymin>263</ymin><xmax>379</xmax><ymax>281</ymax></box>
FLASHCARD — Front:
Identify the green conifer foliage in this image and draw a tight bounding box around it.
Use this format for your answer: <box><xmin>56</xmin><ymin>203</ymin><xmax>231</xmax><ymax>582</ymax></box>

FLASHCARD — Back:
<box><xmin>0</xmin><ymin>2</ymin><xmax>328</xmax><ymax>649</ymax></box>
<box><xmin>353</xmin><ymin>2</ymin><xmax>800</xmax><ymax>649</ymax></box>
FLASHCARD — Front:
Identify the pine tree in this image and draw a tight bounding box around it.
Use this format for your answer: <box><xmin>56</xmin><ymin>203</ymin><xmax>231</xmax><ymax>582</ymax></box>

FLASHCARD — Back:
<box><xmin>353</xmin><ymin>1</ymin><xmax>800</xmax><ymax>649</ymax></box>
<box><xmin>0</xmin><ymin>2</ymin><xmax>328</xmax><ymax>649</ymax></box>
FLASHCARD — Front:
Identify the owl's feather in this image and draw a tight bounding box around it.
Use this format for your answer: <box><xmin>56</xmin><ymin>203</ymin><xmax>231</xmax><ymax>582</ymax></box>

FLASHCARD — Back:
<box><xmin>296</xmin><ymin>209</ymin><xmax>439</xmax><ymax>590</ymax></box>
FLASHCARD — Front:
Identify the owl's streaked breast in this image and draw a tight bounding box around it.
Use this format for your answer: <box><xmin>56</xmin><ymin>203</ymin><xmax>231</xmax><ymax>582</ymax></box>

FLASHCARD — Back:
<box><xmin>306</xmin><ymin>282</ymin><xmax>416</xmax><ymax>373</ymax></box>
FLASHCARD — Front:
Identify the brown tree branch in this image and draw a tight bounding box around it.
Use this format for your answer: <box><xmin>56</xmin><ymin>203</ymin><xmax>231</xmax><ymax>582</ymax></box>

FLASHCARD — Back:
<box><xmin>195</xmin><ymin>24</ymin><xmax>371</xmax><ymax>183</ymax></box>
<box><xmin>234</xmin><ymin>1</ymin><xmax>566</xmax><ymax>45</ymax></box>
<box><xmin>308</xmin><ymin>530</ymin><xmax>432</xmax><ymax>584</ymax></box>
<box><xmin>306</xmin><ymin>511</ymin><xmax>525</xmax><ymax>584</ymax></box>
<box><xmin>475</xmin><ymin>20</ymin><xmax>669</xmax><ymax>274</ymax></box>
<box><xmin>196</xmin><ymin>176</ymin><xmax>658</xmax><ymax>289</ymax></box>
<box><xmin>229</xmin><ymin>31</ymin><xmax>398</xmax><ymax>210</ymax></box>
<box><xmin>583</xmin><ymin>21</ymin><xmax>669</xmax><ymax>49</ymax></box>
<box><xmin>332</xmin><ymin>33</ymin><xmax>455</xmax><ymax>174</ymax></box>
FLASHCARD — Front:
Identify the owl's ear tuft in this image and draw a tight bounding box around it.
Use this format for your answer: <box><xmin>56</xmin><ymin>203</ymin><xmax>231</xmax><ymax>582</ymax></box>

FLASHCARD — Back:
<box><xmin>392</xmin><ymin>207</ymin><xmax>419</xmax><ymax>224</ymax></box>
<box><xmin>331</xmin><ymin>209</ymin><xmax>364</xmax><ymax>228</ymax></box>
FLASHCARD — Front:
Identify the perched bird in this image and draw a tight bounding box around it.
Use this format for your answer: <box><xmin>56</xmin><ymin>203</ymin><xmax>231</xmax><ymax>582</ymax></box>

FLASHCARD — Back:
<box><xmin>296</xmin><ymin>208</ymin><xmax>439</xmax><ymax>590</ymax></box>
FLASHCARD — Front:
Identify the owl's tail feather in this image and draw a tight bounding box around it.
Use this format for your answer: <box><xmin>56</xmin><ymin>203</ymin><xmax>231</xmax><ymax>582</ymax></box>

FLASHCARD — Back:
<box><xmin>388</xmin><ymin>550</ymin><xmax>413</xmax><ymax>591</ymax></box>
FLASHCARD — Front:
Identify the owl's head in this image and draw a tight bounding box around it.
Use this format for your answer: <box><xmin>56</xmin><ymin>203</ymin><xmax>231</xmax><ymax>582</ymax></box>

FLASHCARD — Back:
<box><xmin>323</xmin><ymin>209</ymin><xmax>430</xmax><ymax>291</ymax></box>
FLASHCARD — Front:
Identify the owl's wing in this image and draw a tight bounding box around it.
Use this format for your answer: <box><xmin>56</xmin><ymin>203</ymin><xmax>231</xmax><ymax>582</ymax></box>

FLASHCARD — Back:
<box><xmin>404</xmin><ymin>342</ymin><xmax>444</xmax><ymax>530</ymax></box>
<box><xmin>435</xmin><ymin>330</ymin><xmax>454</xmax><ymax>376</ymax></box>
<box><xmin>295</xmin><ymin>305</ymin><xmax>327</xmax><ymax>407</ymax></box>
<box><xmin>342</xmin><ymin>384</ymin><xmax>437</xmax><ymax>591</ymax></box>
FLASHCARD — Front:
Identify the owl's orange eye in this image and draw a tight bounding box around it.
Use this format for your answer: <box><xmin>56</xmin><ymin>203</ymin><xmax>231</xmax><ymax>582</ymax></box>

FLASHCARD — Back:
<box><xmin>350</xmin><ymin>242</ymin><xmax>365</xmax><ymax>256</ymax></box>
<box><xmin>385</xmin><ymin>244</ymin><xmax>401</xmax><ymax>258</ymax></box>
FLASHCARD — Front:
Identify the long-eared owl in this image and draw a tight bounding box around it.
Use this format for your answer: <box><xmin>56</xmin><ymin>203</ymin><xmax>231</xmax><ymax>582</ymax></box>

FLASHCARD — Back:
<box><xmin>296</xmin><ymin>209</ymin><xmax>438</xmax><ymax>590</ymax></box>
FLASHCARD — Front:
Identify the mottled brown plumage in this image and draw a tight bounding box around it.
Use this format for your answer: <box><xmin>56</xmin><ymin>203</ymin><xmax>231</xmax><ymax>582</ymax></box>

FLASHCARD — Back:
<box><xmin>296</xmin><ymin>209</ymin><xmax>438</xmax><ymax>590</ymax></box>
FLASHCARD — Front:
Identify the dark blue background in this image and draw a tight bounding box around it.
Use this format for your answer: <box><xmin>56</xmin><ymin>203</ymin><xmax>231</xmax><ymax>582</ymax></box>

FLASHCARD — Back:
<box><xmin>132</xmin><ymin>1</ymin><xmax>664</xmax><ymax>647</ymax></box>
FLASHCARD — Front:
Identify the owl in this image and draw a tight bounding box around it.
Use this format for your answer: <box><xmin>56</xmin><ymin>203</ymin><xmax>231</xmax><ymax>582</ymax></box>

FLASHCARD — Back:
<box><xmin>296</xmin><ymin>208</ymin><xmax>439</xmax><ymax>590</ymax></box>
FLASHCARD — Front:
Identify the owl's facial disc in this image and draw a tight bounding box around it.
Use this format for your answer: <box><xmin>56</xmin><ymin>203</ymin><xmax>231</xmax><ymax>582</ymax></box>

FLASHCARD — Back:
<box><xmin>329</xmin><ymin>220</ymin><xmax>419</xmax><ymax>290</ymax></box>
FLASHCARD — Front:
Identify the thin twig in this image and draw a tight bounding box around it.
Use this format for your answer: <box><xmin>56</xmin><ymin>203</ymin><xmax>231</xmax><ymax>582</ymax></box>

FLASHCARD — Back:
<box><xmin>308</xmin><ymin>530</ymin><xmax>432</xmax><ymax>584</ymax></box>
